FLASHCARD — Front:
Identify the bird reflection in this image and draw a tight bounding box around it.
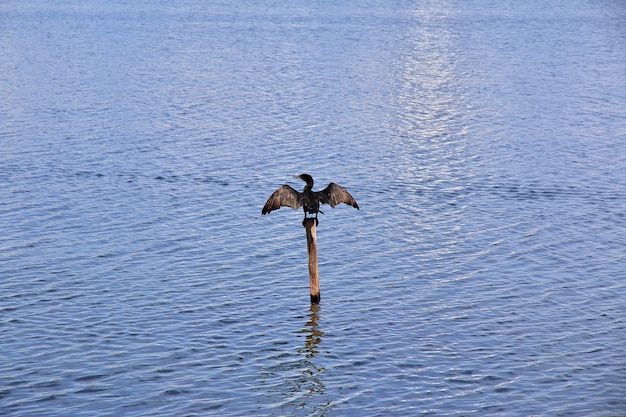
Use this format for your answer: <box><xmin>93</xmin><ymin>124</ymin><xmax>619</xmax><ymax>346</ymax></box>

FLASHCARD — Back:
<box><xmin>298</xmin><ymin>303</ymin><xmax>324</xmax><ymax>359</ymax></box>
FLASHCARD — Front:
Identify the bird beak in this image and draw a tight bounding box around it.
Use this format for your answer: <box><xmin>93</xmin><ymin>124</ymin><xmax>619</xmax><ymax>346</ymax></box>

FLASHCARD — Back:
<box><xmin>292</xmin><ymin>174</ymin><xmax>301</xmax><ymax>179</ymax></box>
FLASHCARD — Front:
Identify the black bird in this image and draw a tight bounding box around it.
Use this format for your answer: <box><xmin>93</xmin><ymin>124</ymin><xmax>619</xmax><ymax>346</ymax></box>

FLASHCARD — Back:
<box><xmin>262</xmin><ymin>174</ymin><xmax>359</xmax><ymax>226</ymax></box>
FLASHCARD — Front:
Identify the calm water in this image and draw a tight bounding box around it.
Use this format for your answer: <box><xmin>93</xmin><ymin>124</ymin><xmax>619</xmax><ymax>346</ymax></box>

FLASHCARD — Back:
<box><xmin>1</xmin><ymin>1</ymin><xmax>625</xmax><ymax>416</ymax></box>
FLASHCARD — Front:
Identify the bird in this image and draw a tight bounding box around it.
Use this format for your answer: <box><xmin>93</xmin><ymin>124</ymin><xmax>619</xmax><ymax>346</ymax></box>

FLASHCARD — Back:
<box><xmin>262</xmin><ymin>174</ymin><xmax>359</xmax><ymax>226</ymax></box>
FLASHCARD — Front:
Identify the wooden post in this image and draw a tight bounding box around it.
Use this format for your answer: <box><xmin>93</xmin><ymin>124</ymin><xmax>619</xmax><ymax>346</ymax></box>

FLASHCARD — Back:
<box><xmin>304</xmin><ymin>219</ymin><xmax>320</xmax><ymax>303</ymax></box>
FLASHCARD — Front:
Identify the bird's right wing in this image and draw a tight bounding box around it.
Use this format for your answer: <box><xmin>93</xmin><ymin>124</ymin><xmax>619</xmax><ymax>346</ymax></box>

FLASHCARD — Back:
<box><xmin>262</xmin><ymin>184</ymin><xmax>302</xmax><ymax>214</ymax></box>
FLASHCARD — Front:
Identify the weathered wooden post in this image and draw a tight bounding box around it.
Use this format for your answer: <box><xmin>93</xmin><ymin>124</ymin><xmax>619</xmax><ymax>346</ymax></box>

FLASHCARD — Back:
<box><xmin>304</xmin><ymin>219</ymin><xmax>320</xmax><ymax>303</ymax></box>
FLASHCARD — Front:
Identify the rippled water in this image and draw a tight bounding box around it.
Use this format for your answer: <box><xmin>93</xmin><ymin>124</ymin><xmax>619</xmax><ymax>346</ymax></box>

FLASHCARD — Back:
<box><xmin>2</xmin><ymin>1</ymin><xmax>625</xmax><ymax>416</ymax></box>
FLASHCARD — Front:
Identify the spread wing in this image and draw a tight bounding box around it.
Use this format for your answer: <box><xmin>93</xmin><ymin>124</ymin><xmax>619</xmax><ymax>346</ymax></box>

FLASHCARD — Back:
<box><xmin>319</xmin><ymin>182</ymin><xmax>359</xmax><ymax>209</ymax></box>
<box><xmin>262</xmin><ymin>184</ymin><xmax>302</xmax><ymax>214</ymax></box>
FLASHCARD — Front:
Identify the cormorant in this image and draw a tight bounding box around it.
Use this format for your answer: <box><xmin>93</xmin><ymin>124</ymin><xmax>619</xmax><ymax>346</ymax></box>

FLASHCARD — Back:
<box><xmin>262</xmin><ymin>174</ymin><xmax>359</xmax><ymax>226</ymax></box>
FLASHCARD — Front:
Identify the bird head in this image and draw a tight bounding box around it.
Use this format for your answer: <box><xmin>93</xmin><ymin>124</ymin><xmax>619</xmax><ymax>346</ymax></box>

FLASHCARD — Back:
<box><xmin>294</xmin><ymin>173</ymin><xmax>314</xmax><ymax>190</ymax></box>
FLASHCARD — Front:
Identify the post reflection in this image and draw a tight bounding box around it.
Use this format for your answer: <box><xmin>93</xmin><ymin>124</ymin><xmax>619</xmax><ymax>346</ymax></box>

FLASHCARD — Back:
<box><xmin>265</xmin><ymin>304</ymin><xmax>328</xmax><ymax>416</ymax></box>
<box><xmin>298</xmin><ymin>303</ymin><xmax>324</xmax><ymax>359</ymax></box>
<box><xmin>288</xmin><ymin>303</ymin><xmax>326</xmax><ymax>412</ymax></box>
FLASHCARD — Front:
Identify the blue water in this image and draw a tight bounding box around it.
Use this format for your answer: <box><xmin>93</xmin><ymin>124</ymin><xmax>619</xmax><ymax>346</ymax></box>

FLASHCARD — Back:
<box><xmin>1</xmin><ymin>1</ymin><xmax>625</xmax><ymax>416</ymax></box>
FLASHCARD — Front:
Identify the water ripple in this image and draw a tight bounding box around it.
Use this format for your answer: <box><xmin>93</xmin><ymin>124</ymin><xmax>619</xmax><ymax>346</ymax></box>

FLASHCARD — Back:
<box><xmin>2</xmin><ymin>1</ymin><xmax>626</xmax><ymax>416</ymax></box>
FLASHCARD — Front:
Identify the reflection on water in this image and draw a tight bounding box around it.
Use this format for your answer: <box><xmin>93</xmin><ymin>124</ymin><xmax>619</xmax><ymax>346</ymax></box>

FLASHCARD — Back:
<box><xmin>264</xmin><ymin>305</ymin><xmax>327</xmax><ymax>416</ymax></box>
<box><xmin>292</xmin><ymin>304</ymin><xmax>326</xmax><ymax>413</ymax></box>
<box><xmin>391</xmin><ymin>0</ymin><xmax>471</xmax><ymax>204</ymax></box>
<box><xmin>298</xmin><ymin>304</ymin><xmax>324</xmax><ymax>359</ymax></box>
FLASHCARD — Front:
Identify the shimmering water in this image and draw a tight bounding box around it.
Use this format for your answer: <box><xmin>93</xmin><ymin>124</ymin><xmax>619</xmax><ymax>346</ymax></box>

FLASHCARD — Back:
<box><xmin>1</xmin><ymin>1</ymin><xmax>625</xmax><ymax>416</ymax></box>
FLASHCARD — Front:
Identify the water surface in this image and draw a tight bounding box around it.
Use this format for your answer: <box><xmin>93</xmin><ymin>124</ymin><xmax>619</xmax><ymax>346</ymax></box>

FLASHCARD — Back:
<box><xmin>1</xmin><ymin>1</ymin><xmax>625</xmax><ymax>416</ymax></box>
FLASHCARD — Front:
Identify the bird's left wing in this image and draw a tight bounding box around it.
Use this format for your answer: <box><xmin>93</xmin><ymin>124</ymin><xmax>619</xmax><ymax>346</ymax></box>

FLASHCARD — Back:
<box><xmin>319</xmin><ymin>183</ymin><xmax>359</xmax><ymax>209</ymax></box>
<box><xmin>262</xmin><ymin>184</ymin><xmax>302</xmax><ymax>214</ymax></box>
